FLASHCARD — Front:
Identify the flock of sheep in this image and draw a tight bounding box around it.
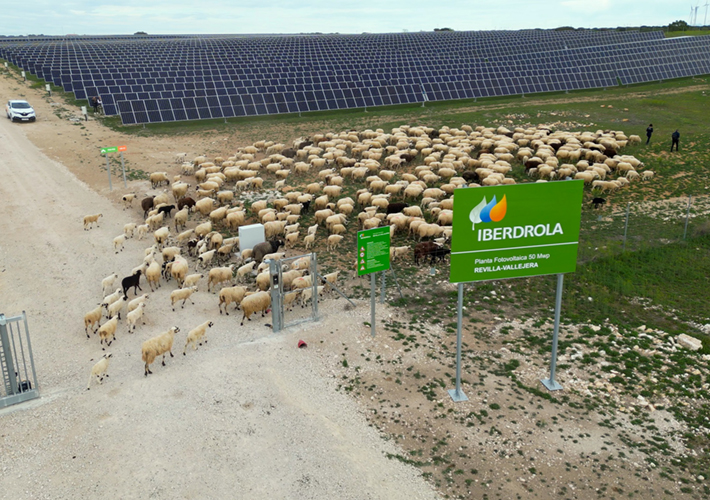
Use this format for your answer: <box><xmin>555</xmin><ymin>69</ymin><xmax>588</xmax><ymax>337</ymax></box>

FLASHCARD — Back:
<box><xmin>82</xmin><ymin>122</ymin><xmax>651</xmax><ymax>388</ymax></box>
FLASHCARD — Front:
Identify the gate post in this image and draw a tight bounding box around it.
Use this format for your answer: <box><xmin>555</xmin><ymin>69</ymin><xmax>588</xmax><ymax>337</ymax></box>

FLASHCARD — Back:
<box><xmin>0</xmin><ymin>314</ymin><xmax>18</xmax><ymax>396</ymax></box>
<box><xmin>269</xmin><ymin>260</ymin><xmax>283</xmax><ymax>332</ymax></box>
<box><xmin>311</xmin><ymin>253</ymin><xmax>318</xmax><ymax>320</ymax></box>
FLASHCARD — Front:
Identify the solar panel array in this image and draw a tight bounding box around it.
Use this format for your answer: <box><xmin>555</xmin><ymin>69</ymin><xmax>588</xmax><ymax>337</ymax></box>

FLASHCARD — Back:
<box><xmin>0</xmin><ymin>30</ymin><xmax>707</xmax><ymax>125</ymax></box>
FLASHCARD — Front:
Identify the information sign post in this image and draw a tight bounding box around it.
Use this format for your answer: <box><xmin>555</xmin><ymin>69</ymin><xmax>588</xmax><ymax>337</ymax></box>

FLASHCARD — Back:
<box><xmin>100</xmin><ymin>146</ymin><xmax>127</xmax><ymax>190</ymax></box>
<box><xmin>449</xmin><ymin>182</ymin><xmax>584</xmax><ymax>400</ymax></box>
<box><xmin>357</xmin><ymin>226</ymin><xmax>391</xmax><ymax>337</ymax></box>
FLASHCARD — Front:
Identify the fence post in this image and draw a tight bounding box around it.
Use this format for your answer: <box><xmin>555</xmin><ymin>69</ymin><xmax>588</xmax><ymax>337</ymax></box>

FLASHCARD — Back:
<box><xmin>269</xmin><ymin>259</ymin><xmax>282</xmax><ymax>333</ymax></box>
<box><xmin>683</xmin><ymin>196</ymin><xmax>692</xmax><ymax>240</ymax></box>
<box><xmin>0</xmin><ymin>314</ymin><xmax>18</xmax><ymax>396</ymax></box>
<box><xmin>622</xmin><ymin>202</ymin><xmax>631</xmax><ymax>252</ymax></box>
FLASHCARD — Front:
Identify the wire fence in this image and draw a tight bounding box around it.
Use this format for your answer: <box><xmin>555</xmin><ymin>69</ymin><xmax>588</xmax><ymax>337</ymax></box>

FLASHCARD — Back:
<box><xmin>577</xmin><ymin>195</ymin><xmax>710</xmax><ymax>262</ymax></box>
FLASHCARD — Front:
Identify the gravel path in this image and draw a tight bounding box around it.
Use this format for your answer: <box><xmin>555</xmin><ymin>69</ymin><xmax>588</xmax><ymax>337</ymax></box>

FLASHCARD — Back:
<box><xmin>0</xmin><ymin>109</ymin><xmax>440</xmax><ymax>500</ymax></box>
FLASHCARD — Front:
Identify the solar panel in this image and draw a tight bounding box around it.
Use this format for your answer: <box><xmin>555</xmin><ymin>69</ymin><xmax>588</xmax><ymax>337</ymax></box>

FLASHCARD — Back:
<box><xmin>0</xmin><ymin>30</ymin><xmax>704</xmax><ymax>124</ymax></box>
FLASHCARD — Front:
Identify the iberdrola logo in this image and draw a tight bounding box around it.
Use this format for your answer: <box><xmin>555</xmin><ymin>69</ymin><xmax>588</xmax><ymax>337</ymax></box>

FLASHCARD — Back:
<box><xmin>469</xmin><ymin>195</ymin><xmax>507</xmax><ymax>230</ymax></box>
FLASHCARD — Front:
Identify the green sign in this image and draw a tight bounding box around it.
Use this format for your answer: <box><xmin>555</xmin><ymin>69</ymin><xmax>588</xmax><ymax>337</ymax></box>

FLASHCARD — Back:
<box><xmin>100</xmin><ymin>147</ymin><xmax>118</xmax><ymax>154</ymax></box>
<box><xmin>357</xmin><ymin>226</ymin><xmax>391</xmax><ymax>276</ymax></box>
<box><xmin>450</xmin><ymin>181</ymin><xmax>584</xmax><ymax>283</ymax></box>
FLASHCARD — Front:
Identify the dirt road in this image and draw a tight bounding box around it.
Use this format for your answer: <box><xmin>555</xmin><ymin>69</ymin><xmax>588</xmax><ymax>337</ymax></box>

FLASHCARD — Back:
<box><xmin>0</xmin><ymin>92</ymin><xmax>439</xmax><ymax>499</ymax></box>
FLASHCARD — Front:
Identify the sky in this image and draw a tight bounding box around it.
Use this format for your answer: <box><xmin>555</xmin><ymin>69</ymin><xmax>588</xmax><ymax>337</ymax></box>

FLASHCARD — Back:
<box><xmin>0</xmin><ymin>1</ymin><xmax>705</xmax><ymax>36</ymax></box>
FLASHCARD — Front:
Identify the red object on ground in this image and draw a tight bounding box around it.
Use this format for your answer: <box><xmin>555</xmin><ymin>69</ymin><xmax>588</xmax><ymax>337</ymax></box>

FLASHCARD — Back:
<box><xmin>298</xmin><ymin>340</ymin><xmax>307</xmax><ymax>348</ymax></box>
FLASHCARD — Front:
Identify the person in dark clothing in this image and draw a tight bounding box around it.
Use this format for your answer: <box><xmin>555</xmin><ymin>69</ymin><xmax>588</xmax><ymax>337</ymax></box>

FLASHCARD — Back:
<box><xmin>671</xmin><ymin>130</ymin><xmax>680</xmax><ymax>152</ymax></box>
<box><xmin>646</xmin><ymin>124</ymin><xmax>653</xmax><ymax>145</ymax></box>
<box><xmin>91</xmin><ymin>96</ymin><xmax>99</xmax><ymax>113</ymax></box>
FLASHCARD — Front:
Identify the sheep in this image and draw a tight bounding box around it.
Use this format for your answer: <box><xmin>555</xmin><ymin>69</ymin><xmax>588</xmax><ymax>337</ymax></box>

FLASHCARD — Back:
<box><xmin>183</xmin><ymin>321</ymin><xmax>214</xmax><ymax>354</ymax></box>
<box><xmin>239</xmin><ymin>291</ymin><xmax>271</xmax><ymax>326</ymax></box>
<box><xmin>170</xmin><ymin>286</ymin><xmax>198</xmax><ymax>311</ymax></box>
<box><xmin>207</xmin><ymin>265</ymin><xmax>235</xmax><ymax>292</ymax></box>
<box><xmin>169</xmin><ymin>256</ymin><xmax>189</xmax><ymax>286</ymax></box>
<box><xmin>285</xmin><ymin>232</ymin><xmax>299</xmax><ymax>247</ymax></box>
<box><xmin>86</xmin><ymin>353</ymin><xmax>112</xmax><ymax>390</ymax></box>
<box><xmin>107</xmin><ymin>294</ymin><xmax>128</xmax><ymax>320</ymax></box>
<box><xmin>102</xmin><ymin>288</ymin><xmax>124</xmax><ymax>314</ymax></box>
<box><xmin>150</xmin><ymin>172</ymin><xmax>170</xmax><ymax>188</ymax></box>
<box><xmin>291</xmin><ymin>275</ymin><xmax>313</xmax><ymax>290</ymax></box>
<box><xmin>218</xmin><ymin>285</ymin><xmax>248</xmax><ymax>315</ymax></box>
<box><xmin>290</xmin><ymin>255</ymin><xmax>311</xmax><ymax>271</ymax></box>
<box><xmin>319</xmin><ymin>270</ymin><xmax>340</xmax><ymax>290</ymax></box>
<box><xmin>127</xmin><ymin>293</ymin><xmax>149</xmax><ymax>313</ymax></box>
<box><xmin>121</xmin><ymin>270</ymin><xmax>143</xmax><ymax>297</ymax></box>
<box><xmin>172</xmin><ymin>181</ymin><xmax>190</xmax><ymax>201</ymax></box>
<box><xmin>83</xmin><ymin>304</ymin><xmax>103</xmax><ymax>338</ymax></box>
<box><xmin>98</xmin><ymin>317</ymin><xmax>118</xmax><ymax>348</ymax></box>
<box><xmin>389</xmin><ymin>245</ymin><xmax>411</xmax><ymax>262</ymax></box>
<box><xmin>641</xmin><ymin>170</ymin><xmax>655</xmax><ymax>181</ymax></box>
<box><xmin>283</xmin><ymin>290</ymin><xmax>301</xmax><ymax>311</ymax></box>
<box><xmin>123</xmin><ymin>222</ymin><xmax>137</xmax><ymax>239</ymax></box>
<box><xmin>122</xmin><ymin>194</ymin><xmax>136</xmax><ymax>209</ymax></box>
<box><xmin>301</xmin><ymin>285</ymin><xmax>326</xmax><ymax>308</ymax></box>
<box><xmin>197</xmin><ymin>249</ymin><xmax>216</xmax><ymax>270</ymax></box>
<box><xmin>101</xmin><ymin>273</ymin><xmax>118</xmax><ymax>295</ymax></box>
<box><xmin>142</xmin><ymin>326</ymin><xmax>180</xmax><ymax>376</ymax></box>
<box><xmin>157</xmin><ymin>204</ymin><xmax>176</xmax><ymax>219</ymax></box>
<box><xmin>327</xmin><ymin>234</ymin><xmax>344</xmax><ymax>251</ymax></box>
<box><xmin>126</xmin><ymin>302</ymin><xmax>146</xmax><ymax>333</ymax></box>
<box><xmin>83</xmin><ymin>213</ymin><xmax>103</xmax><ymax>230</ymax></box>
<box><xmin>135</xmin><ymin>224</ymin><xmax>149</xmax><ymax>240</ymax></box>
<box><xmin>253</xmin><ymin>238</ymin><xmax>284</xmax><ymax>264</ymax></box>
<box><xmin>154</xmin><ymin>227</ymin><xmax>170</xmax><ymax>248</ymax></box>
<box><xmin>304</xmin><ymin>233</ymin><xmax>316</xmax><ymax>250</ymax></box>
<box><xmin>182</xmin><ymin>273</ymin><xmax>204</xmax><ymax>289</ymax></box>
<box><xmin>146</xmin><ymin>212</ymin><xmax>165</xmax><ymax>231</ymax></box>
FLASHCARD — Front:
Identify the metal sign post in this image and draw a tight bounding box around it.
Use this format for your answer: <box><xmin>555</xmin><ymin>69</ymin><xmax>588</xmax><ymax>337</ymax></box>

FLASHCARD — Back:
<box><xmin>100</xmin><ymin>146</ymin><xmax>121</xmax><ymax>191</ymax></box>
<box><xmin>447</xmin><ymin>282</ymin><xmax>469</xmax><ymax>402</ymax></box>
<box><xmin>541</xmin><ymin>274</ymin><xmax>565</xmax><ymax>391</ymax></box>
<box><xmin>448</xmin><ymin>182</ymin><xmax>584</xmax><ymax>401</ymax></box>
<box><xmin>357</xmin><ymin>226</ymin><xmax>391</xmax><ymax>337</ymax></box>
<box><xmin>380</xmin><ymin>271</ymin><xmax>386</xmax><ymax>303</ymax></box>
<box><xmin>119</xmin><ymin>145</ymin><xmax>128</xmax><ymax>188</ymax></box>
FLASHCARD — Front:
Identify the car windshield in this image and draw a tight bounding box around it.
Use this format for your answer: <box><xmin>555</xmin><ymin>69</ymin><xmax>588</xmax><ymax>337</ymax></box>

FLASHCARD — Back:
<box><xmin>11</xmin><ymin>102</ymin><xmax>31</xmax><ymax>109</ymax></box>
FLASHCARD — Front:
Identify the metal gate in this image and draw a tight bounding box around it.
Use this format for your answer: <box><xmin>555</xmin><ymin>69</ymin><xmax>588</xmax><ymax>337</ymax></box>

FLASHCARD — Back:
<box><xmin>269</xmin><ymin>253</ymin><xmax>319</xmax><ymax>332</ymax></box>
<box><xmin>0</xmin><ymin>311</ymin><xmax>39</xmax><ymax>408</ymax></box>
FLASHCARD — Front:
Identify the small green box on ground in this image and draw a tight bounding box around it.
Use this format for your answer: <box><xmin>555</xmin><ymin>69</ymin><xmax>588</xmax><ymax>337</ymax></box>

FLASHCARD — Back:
<box><xmin>357</xmin><ymin>226</ymin><xmax>391</xmax><ymax>276</ymax></box>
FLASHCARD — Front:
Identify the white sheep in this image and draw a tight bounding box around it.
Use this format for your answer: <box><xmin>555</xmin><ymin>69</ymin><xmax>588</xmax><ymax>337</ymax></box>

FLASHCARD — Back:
<box><xmin>154</xmin><ymin>227</ymin><xmax>170</xmax><ymax>247</ymax></box>
<box><xmin>101</xmin><ymin>273</ymin><xmax>118</xmax><ymax>295</ymax></box>
<box><xmin>83</xmin><ymin>303</ymin><xmax>103</xmax><ymax>338</ymax></box>
<box><xmin>127</xmin><ymin>293</ymin><xmax>149</xmax><ymax>313</ymax></box>
<box><xmin>197</xmin><ymin>249</ymin><xmax>216</xmax><ymax>269</ymax></box>
<box><xmin>126</xmin><ymin>302</ymin><xmax>146</xmax><ymax>333</ymax></box>
<box><xmin>146</xmin><ymin>260</ymin><xmax>162</xmax><ymax>292</ymax></box>
<box><xmin>239</xmin><ymin>291</ymin><xmax>271</xmax><ymax>325</ymax></box>
<box><xmin>304</xmin><ymin>234</ymin><xmax>316</xmax><ymax>250</ymax></box>
<box><xmin>327</xmin><ymin>234</ymin><xmax>343</xmax><ymax>251</ymax></box>
<box><xmin>113</xmin><ymin>234</ymin><xmax>126</xmax><ymax>254</ymax></box>
<box><xmin>86</xmin><ymin>353</ymin><xmax>112</xmax><ymax>390</ymax></box>
<box><xmin>170</xmin><ymin>286</ymin><xmax>198</xmax><ymax>311</ymax></box>
<box><xmin>218</xmin><ymin>285</ymin><xmax>248</xmax><ymax>315</ymax></box>
<box><xmin>182</xmin><ymin>273</ymin><xmax>204</xmax><ymax>289</ymax></box>
<box><xmin>142</xmin><ymin>326</ymin><xmax>180</xmax><ymax>376</ymax></box>
<box><xmin>183</xmin><ymin>321</ymin><xmax>214</xmax><ymax>354</ymax></box>
<box><xmin>301</xmin><ymin>285</ymin><xmax>325</xmax><ymax>308</ymax></box>
<box><xmin>107</xmin><ymin>294</ymin><xmax>127</xmax><ymax>320</ymax></box>
<box><xmin>150</xmin><ymin>171</ymin><xmax>170</xmax><ymax>188</ymax></box>
<box><xmin>98</xmin><ymin>317</ymin><xmax>118</xmax><ymax>349</ymax></box>
<box><xmin>83</xmin><ymin>213</ymin><xmax>103</xmax><ymax>230</ymax></box>
<box><xmin>390</xmin><ymin>245</ymin><xmax>411</xmax><ymax>262</ymax></box>
<box><xmin>123</xmin><ymin>222</ymin><xmax>137</xmax><ymax>238</ymax></box>
<box><xmin>102</xmin><ymin>288</ymin><xmax>123</xmax><ymax>315</ymax></box>
<box><xmin>136</xmin><ymin>224</ymin><xmax>149</xmax><ymax>240</ymax></box>
<box><xmin>207</xmin><ymin>265</ymin><xmax>235</xmax><ymax>292</ymax></box>
<box><xmin>122</xmin><ymin>194</ymin><xmax>136</xmax><ymax>209</ymax></box>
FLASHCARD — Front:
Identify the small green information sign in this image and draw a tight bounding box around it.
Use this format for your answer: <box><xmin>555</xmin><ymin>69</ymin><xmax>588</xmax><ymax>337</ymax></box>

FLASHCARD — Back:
<box><xmin>100</xmin><ymin>146</ymin><xmax>118</xmax><ymax>154</ymax></box>
<box><xmin>450</xmin><ymin>181</ymin><xmax>584</xmax><ymax>283</ymax></box>
<box><xmin>357</xmin><ymin>226</ymin><xmax>391</xmax><ymax>276</ymax></box>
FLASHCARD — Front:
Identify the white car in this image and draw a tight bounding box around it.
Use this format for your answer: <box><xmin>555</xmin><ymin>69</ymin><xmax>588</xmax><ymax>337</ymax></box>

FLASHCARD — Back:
<box><xmin>6</xmin><ymin>100</ymin><xmax>36</xmax><ymax>122</ymax></box>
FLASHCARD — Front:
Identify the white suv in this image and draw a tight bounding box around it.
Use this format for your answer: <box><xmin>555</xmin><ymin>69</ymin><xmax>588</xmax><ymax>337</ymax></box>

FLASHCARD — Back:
<box><xmin>6</xmin><ymin>100</ymin><xmax>36</xmax><ymax>122</ymax></box>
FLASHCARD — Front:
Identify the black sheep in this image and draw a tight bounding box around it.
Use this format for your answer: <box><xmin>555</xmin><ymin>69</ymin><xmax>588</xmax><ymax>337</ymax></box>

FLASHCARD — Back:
<box><xmin>386</xmin><ymin>202</ymin><xmax>408</xmax><ymax>215</ymax></box>
<box><xmin>592</xmin><ymin>197</ymin><xmax>606</xmax><ymax>209</ymax></box>
<box><xmin>301</xmin><ymin>200</ymin><xmax>311</xmax><ymax>213</ymax></box>
<box><xmin>429</xmin><ymin>246</ymin><xmax>451</xmax><ymax>264</ymax></box>
<box><xmin>414</xmin><ymin>241</ymin><xmax>438</xmax><ymax>265</ymax></box>
<box><xmin>281</xmin><ymin>148</ymin><xmax>297</xmax><ymax>158</ymax></box>
<box><xmin>122</xmin><ymin>270</ymin><xmax>143</xmax><ymax>296</ymax></box>
<box><xmin>157</xmin><ymin>204</ymin><xmax>175</xmax><ymax>218</ymax></box>
<box><xmin>462</xmin><ymin>171</ymin><xmax>480</xmax><ymax>184</ymax></box>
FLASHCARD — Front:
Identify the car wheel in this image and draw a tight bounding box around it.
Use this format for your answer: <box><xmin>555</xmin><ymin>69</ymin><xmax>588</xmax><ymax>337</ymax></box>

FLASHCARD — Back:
<box><xmin>30</xmin><ymin>117</ymin><xmax>36</xmax><ymax>122</ymax></box>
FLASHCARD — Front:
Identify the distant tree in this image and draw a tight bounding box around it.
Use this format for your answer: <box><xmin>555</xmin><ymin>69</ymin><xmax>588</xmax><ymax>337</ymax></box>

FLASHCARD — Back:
<box><xmin>554</xmin><ymin>26</ymin><xmax>576</xmax><ymax>31</ymax></box>
<box><xmin>134</xmin><ymin>31</ymin><xmax>148</xmax><ymax>35</ymax></box>
<box><xmin>668</xmin><ymin>20</ymin><xmax>689</xmax><ymax>32</ymax></box>
<box><xmin>434</xmin><ymin>28</ymin><xmax>454</xmax><ymax>32</ymax></box>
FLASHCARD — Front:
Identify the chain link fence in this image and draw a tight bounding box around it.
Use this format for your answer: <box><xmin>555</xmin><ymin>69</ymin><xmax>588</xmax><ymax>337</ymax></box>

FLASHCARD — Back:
<box><xmin>577</xmin><ymin>195</ymin><xmax>710</xmax><ymax>262</ymax></box>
